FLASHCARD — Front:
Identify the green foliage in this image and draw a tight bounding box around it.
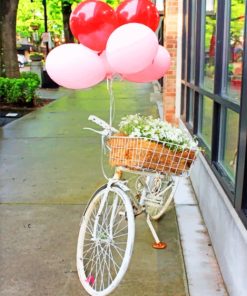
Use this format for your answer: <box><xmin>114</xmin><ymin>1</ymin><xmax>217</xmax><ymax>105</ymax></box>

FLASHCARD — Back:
<box><xmin>0</xmin><ymin>78</ymin><xmax>11</xmax><ymax>101</ymax></box>
<box><xmin>205</xmin><ymin>64</ymin><xmax>215</xmax><ymax>78</ymax></box>
<box><xmin>17</xmin><ymin>0</ymin><xmax>65</xmax><ymax>37</ymax></box>
<box><xmin>118</xmin><ymin>114</ymin><xmax>198</xmax><ymax>150</ymax></box>
<box><xmin>230</xmin><ymin>0</ymin><xmax>245</xmax><ymax>39</ymax></box>
<box><xmin>105</xmin><ymin>0</ymin><xmax>120</xmax><ymax>8</ymax></box>
<box><xmin>204</xmin><ymin>0</ymin><xmax>245</xmax><ymax>50</ymax></box>
<box><xmin>0</xmin><ymin>73</ymin><xmax>40</xmax><ymax>105</ymax></box>
<box><xmin>17</xmin><ymin>0</ymin><xmax>121</xmax><ymax>39</ymax></box>
<box><xmin>29</xmin><ymin>52</ymin><xmax>44</xmax><ymax>61</ymax></box>
<box><xmin>20</xmin><ymin>71</ymin><xmax>41</xmax><ymax>86</ymax></box>
<box><xmin>17</xmin><ymin>0</ymin><xmax>44</xmax><ymax>37</ymax></box>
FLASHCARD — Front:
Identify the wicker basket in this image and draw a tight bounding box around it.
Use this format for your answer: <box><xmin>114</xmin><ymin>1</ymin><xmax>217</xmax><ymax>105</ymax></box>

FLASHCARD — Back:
<box><xmin>107</xmin><ymin>134</ymin><xmax>197</xmax><ymax>176</ymax></box>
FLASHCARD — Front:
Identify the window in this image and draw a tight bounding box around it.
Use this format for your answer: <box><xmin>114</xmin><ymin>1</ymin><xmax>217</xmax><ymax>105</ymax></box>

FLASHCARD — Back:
<box><xmin>181</xmin><ymin>0</ymin><xmax>247</xmax><ymax>227</ymax></box>
<box><xmin>220</xmin><ymin>109</ymin><xmax>239</xmax><ymax>180</ymax></box>
<box><xmin>189</xmin><ymin>0</ymin><xmax>197</xmax><ymax>82</ymax></box>
<box><xmin>199</xmin><ymin>96</ymin><xmax>213</xmax><ymax>150</ymax></box>
<box><xmin>199</xmin><ymin>96</ymin><xmax>214</xmax><ymax>149</ymax></box>
<box><xmin>203</xmin><ymin>0</ymin><xmax>217</xmax><ymax>92</ymax></box>
<box><xmin>226</xmin><ymin>0</ymin><xmax>245</xmax><ymax>100</ymax></box>
<box><xmin>188</xmin><ymin>91</ymin><xmax>194</xmax><ymax>125</ymax></box>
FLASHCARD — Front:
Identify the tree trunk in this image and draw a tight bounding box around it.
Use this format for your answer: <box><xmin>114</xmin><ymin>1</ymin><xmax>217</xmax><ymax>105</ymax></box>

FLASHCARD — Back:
<box><xmin>62</xmin><ymin>1</ymin><xmax>74</xmax><ymax>43</ymax></box>
<box><xmin>0</xmin><ymin>0</ymin><xmax>19</xmax><ymax>78</ymax></box>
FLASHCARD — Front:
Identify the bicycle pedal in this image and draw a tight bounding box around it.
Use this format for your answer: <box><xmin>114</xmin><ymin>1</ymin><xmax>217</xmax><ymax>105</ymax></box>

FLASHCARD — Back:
<box><xmin>152</xmin><ymin>242</ymin><xmax>167</xmax><ymax>249</ymax></box>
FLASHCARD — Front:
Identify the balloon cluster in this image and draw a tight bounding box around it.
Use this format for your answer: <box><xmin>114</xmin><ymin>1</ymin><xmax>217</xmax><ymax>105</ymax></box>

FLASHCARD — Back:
<box><xmin>46</xmin><ymin>0</ymin><xmax>171</xmax><ymax>89</ymax></box>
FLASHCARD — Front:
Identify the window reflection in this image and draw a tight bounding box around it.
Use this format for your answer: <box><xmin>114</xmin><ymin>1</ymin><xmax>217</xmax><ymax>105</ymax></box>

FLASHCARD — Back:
<box><xmin>203</xmin><ymin>0</ymin><xmax>217</xmax><ymax>92</ymax></box>
<box><xmin>226</xmin><ymin>0</ymin><xmax>245</xmax><ymax>100</ymax></box>
<box><xmin>200</xmin><ymin>96</ymin><xmax>213</xmax><ymax>149</ymax></box>
<box><xmin>190</xmin><ymin>0</ymin><xmax>196</xmax><ymax>82</ymax></box>
<box><xmin>221</xmin><ymin>110</ymin><xmax>239</xmax><ymax>180</ymax></box>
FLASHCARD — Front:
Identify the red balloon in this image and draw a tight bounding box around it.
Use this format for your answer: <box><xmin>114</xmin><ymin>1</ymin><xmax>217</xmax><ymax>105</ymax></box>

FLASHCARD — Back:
<box><xmin>116</xmin><ymin>0</ymin><xmax>160</xmax><ymax>32</ymax></box>
<box><xmin>70</xmin><ymin>0</ymin><xmax>118</xmax><ymax>52</ymax></box>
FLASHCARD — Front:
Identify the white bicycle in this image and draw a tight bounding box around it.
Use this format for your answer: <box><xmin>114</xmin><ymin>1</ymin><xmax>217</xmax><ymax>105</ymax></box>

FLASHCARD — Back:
<box><xmin>77</xmin><ymin>115</ymin><xmax>197</xmax><ymax>296</ymax></box>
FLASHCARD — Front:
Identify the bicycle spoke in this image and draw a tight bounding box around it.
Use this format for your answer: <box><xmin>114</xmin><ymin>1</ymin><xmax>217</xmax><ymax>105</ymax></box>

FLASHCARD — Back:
<box><xmin>97</xmin><ymin>244</ymin><xmax>111</xmax><ymax>291</ymax></box>
<box><xmin>108</xmin><ymin>246</ymin><xmax>120</xmax><ymax>276</ymax></box>
<box><xmin>84</xmin><ymin>243</ymin><xmax>98</xmax><ymax>272</ymax></box>
<box><xmin>77</xmin><ymin>186</ymin><xmax>135</xmax><ymax>295</ymax></box>
<box><xmin>99</xmin><ymin>245</ymin><xmax>107</xmax><ymax>291</ymax></box>
<box><xmin>113</xmin><ymin>214</ymin><xmax>125</xmax><ymax>234</ymax></box>
<box><xmin>110</xmin><ymin>243</ymin><xmax>125</xmax><ymax>260</ymax></box>
<box><xmin>113</xmin><ymin>224</ymin><xmax>128</xmax><ymax>237</ymax></box>
<box><xmin>96</xmin><ymin>244</ymin><xmax>107</xmax><ymax>285</ymax></box>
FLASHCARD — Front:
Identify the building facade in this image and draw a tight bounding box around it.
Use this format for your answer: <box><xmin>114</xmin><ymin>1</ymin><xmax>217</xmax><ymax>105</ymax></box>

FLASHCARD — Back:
<box><xmin>163</xmin><ymin>0</ymin><xmax>247</xmax><ymax>295</ymax></box>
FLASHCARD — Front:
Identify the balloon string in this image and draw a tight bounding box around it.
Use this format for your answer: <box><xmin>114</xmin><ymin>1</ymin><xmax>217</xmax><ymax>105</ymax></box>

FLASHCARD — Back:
<box><xmin>107</xmin><ymin>77</ymin><xmax>115</xmax><ymax>129</ymax></box>
<box><xmin>99</xmin><ymin>77</ymin><xmax>116</xmax><ymax>181</ymax></box>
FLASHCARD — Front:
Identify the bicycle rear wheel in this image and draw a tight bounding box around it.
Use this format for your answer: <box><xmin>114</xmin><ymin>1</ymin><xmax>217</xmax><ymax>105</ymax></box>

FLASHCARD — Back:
<box><xmin>144</xmin><ymin>176</ymin><xmax>174</xmax><ymax>221</ymax></box>
<box><xmin>77</xmin><ymin>185</ymin><xmax>135</xmax><ymax>296</ymax></box>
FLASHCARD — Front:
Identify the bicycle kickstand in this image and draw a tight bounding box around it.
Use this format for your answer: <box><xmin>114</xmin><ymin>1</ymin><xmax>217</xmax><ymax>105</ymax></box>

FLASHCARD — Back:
<box><xmin>146</xmin><ymin>214</ymin><xmax>167</xmax><ymax>249</ymax></box>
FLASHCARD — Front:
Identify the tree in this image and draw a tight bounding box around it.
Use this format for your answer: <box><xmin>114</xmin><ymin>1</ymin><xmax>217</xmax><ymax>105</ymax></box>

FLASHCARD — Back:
<box><xmin>1</xmin><ymin>0</ymin><xmax>121</xmax><ymax>78</ymax></box>
<box><xmin>0</xmin><ymin>0</ymin><xmax>20</xmax><ymax>78</ymax></box>
<box><xmin>62</xmin><ymin>1</ymin><xmax>74</xmax><ymax>43</ymax></box>
<box><xmin>16</xmin><ymin>0</ymin><xmax>120</xmax><ymax>44</ymax></box>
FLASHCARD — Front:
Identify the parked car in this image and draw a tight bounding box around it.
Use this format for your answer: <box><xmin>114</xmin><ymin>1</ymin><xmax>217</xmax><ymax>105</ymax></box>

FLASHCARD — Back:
<box><xmin>17</xmin><ymin>54</ymin><xmax>27</xmax><ymax>68</ymax></box>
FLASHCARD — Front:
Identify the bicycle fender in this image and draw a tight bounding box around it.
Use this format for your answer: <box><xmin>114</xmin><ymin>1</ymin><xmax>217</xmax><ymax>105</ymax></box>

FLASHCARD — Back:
<box><xmin>82</xmin><ymin>182</ymin><xmax>130</xmax><ymax>218</ymax></box>
<box><xmin>114</xmin><ymin>182</ymin><xmax>130</xmax><ymax>192</ymax></box>
<box><xmin>82</xmin><ymin>184</ymin><xmax>107</xmax><ymax>217</ymax></box>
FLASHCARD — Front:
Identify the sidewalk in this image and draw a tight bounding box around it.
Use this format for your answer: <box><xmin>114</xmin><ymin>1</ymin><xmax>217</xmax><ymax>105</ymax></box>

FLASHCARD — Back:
<box><xmin>0</xmin><ymin>81</ymin><xmax>188</xmax><ymax>296</ymax></box>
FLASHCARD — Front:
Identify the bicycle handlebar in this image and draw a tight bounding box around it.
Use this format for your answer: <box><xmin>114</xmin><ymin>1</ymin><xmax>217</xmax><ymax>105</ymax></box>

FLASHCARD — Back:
<box><xmin>88</xmin><ymin>115</ymin><xmax>118</xmax><ymax>133</ymax></box>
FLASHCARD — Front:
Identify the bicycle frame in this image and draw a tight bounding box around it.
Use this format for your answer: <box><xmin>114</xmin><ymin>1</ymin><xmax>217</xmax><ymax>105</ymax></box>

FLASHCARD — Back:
<box><xmin>84</xmin><ymin>114</ymin><xmax>194</xmax><ymax>248</ymax></box>
<box><xmin>88</xmin><ymin>166</ymin><xmax>179</xmax><ymax>249</ymax></box>
<box><xmin>77</xmin><ymin>115</ymin><xmax>199</xmax><ymax>295</ymax></box>
<box><xmin>90</xmin><ymin>171</ymin><xmax>131</xmax><ymax>241</ymax></box>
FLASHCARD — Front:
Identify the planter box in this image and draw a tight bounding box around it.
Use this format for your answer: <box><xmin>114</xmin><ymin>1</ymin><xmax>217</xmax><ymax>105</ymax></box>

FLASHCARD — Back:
<box><xmin>30</xmin><ymin>56</ymin><xmax>43</xmax><ymax>62</ymax></box>
<box><xmin>107</xmin><ymin>135</ymin><xmax>197</xmax><ymax>175</ymax></box>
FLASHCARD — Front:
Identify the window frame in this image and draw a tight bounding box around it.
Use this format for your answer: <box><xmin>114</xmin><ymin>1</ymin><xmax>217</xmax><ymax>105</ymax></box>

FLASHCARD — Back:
<box><xmin>181</xmin><ymin>0</ymin><xmax>247</xmax><ymax>227</ymax></box>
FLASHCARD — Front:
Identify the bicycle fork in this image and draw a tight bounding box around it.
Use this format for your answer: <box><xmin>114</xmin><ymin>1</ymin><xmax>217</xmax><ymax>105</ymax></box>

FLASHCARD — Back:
<box><xmin>92</xmin><ymin>179</ymin><xmax>115</xmax><ymax>241</ymax></box>
<box><xmin>140</xmin><ymin>176</ymin><xmax>180</xmax><ymax>249</ymax></box>
<box><xmin>92</xmin><ymin>175</ymin><xmax>125</xmax><ymax>241</ymax></box>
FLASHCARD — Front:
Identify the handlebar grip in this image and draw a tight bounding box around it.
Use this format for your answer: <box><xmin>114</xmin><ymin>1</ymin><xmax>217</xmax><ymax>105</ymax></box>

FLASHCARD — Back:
<box><xmin>88</xmin><ymin>115</ymin><xmax>118</xmax><ymax>133</ymax></box>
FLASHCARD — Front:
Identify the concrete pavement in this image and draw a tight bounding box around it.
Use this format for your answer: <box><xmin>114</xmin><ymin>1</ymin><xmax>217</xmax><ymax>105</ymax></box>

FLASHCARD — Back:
<box><xmin>0</xmin><ymin>81</ymin><xmax>188</xmax><ymax>296</ymax></box>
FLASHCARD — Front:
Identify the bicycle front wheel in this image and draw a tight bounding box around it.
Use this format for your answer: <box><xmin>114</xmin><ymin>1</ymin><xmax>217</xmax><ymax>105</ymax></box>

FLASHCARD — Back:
<box><xmin>77</xmin><ymin>185</ymin><xmax>135</xmax><ymax>296</ymax></box>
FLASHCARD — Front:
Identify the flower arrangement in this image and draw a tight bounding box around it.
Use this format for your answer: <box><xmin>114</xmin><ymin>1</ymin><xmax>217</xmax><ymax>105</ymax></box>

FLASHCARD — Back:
<box><xmin>29</xmin><ymin>52</ymin><xmax>44</xmax><ymax>61</ymax></box>
<box><xmin>118</xmin><ymin>114</ymin><xmax>198</xmax><ymax>150</ymax></box>
<box><xmin>30</xmin><ymin>22</ymin><xmax>41</xmax><ymax>31</ymax></box>
<box><xmin>107</xmin><ymin>114</ymin><xmax>199</xmax><ymax>175</ymax></box>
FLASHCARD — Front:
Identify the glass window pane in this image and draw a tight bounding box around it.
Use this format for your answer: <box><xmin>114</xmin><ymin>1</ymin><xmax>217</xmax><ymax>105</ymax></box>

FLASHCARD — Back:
<box><xmin>182</xmin><ymin>0</ymin><xmax>187</xmax><ymax>80</ymax></box>
<box><xmin>199</xmin><ymin>96</ymin><xmax>213</xmax><ymax>148</ymax></box>
<box><xmin>189</xmin><ymin>91</ymin><xmax>194</xmax><ymax>124</ymax></box>
<box><xmin>181</xmin><ymin>84</ymin><xmax>185</xmax><ymax>116</ymax></box>
<box><xmin>226</xmin><ymin>0</ymin><xmax>245</xmax><ymax>100</ymax></box>
<box><xmin>189</xmin><ymin>0</ymin><xmax>197</xmax><ymax>82</ymax></box>
<box><xmin>221</xmin><ymin>110</ymin><xmax>239</xmax><ymax>181</ymax></box>
<box><xmin>203</xmin><ymin>0</ymin><xmax>217</xmax><ymax>92</ymax></box>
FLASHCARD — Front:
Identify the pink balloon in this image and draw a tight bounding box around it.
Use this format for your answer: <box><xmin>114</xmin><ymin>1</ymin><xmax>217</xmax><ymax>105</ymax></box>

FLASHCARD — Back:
<box><xmin>124</xmin><ymin>46</ymin><xmax>171</xmax><ymax>83</ymax></box>
<box><xmin>46</xmin><ymin>44</ymin><xmax>105</xmax><ymax>89</ymax></box>
<box><xmin>99</xmin><ymin>51</ymin><xmax>115</xmax><ymax>78</ymax></box>
<box><xmin>106</xmin><ymin>23</ymin><xmax>158</xmax><ymax>74</ymax></box>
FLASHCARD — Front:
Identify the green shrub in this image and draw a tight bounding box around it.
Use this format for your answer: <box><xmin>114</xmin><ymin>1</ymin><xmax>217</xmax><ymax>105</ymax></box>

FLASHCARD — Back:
<box><xmin>0</xmin><ymin>72</ymin><xmax>40</xmax><ymax>105</ymax></box>
<box><xmin>20</xmin><ymin>71</ymin><xmax>40</xmax><ymax>86</ymax></box>
<box><xmin>0</xmin><ymin>77</ymin><xmax>10</xmax><ymax>102</ymax></box>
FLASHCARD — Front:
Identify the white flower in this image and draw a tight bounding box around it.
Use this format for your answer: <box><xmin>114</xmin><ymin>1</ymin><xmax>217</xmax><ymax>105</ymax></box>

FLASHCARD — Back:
<box><xmin>118</xmin><ymin>114</ymin><xmax>198</xmax><ymax>150</ymax></box>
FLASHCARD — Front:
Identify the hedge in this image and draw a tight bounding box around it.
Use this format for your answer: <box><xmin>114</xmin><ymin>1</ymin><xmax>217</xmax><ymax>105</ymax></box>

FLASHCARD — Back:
<box><xmin>0</xmin><ymin>72</ymin><xmax>40</xmax><ymax>105</ymax></box>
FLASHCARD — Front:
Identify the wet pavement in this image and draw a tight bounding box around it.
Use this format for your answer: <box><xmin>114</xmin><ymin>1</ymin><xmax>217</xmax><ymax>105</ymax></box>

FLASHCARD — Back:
<box><xmin>0</xmin><ymin>81</ymin><xmax>188</xmax><ymax>296</ymax></box>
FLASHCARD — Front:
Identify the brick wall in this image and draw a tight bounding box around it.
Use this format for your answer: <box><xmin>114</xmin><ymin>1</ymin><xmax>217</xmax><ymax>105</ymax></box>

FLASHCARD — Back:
<box><xmin>163</xmin><ymin>0</ymin><xmax>179</xmax><ymax>124</ymax></box>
